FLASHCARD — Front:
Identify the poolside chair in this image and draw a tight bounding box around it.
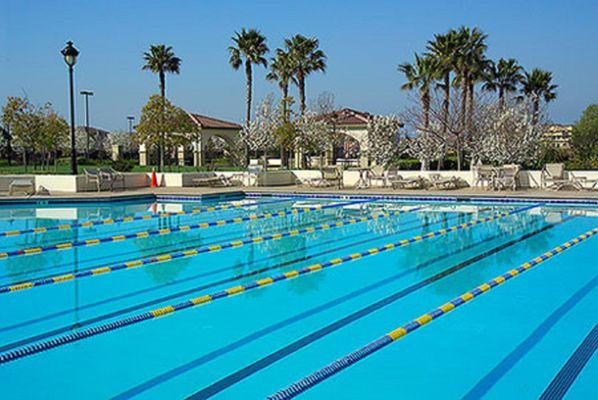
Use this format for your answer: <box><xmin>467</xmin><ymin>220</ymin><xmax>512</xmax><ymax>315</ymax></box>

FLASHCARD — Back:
<box><xmin>307</xmin><ymin>166</ymin><xmax>343</xmax><ymax>188</ymax></box>
<box><xmin>193</xmin><ymin>172</ymin><xmax>233</xmax><ymax>187</ymax></box>
<box><xmin>99</xmin><ymin>167</ymin><xmax>125</xmax><ymax>191</ymax></box>
<box><xmin>321</xmin><ymin>165</ymin><xmax>343</xmax><ymax>188</ymax></box>
<box><xmin>494</xmin><ymin>164</ymin><xmax>520</xmax><ymax>191</ymax></box>
<box><xmin>8</xmin><ymin>178</ymin><xmax>35</xmax><ymax>196</ymax></box>
<box><xmin>387</xmin><ymin>166</ymin><xmax>400</xmax><ymax>183</ymax></box>
<box><xmin>473</xmin><ymin>165</ymin><xmax>495</xmax><ymax>190</ymax></box>
<box><xmin>84</xmin><ymin>168</ymin><xmax>103</xmax><ymax>192</ymax></box>
<box><xmin>541</xmin><ymin>163</ymin><xmax>581</xmax><ymax>191</ymax></box>
<box><xmin>390</xmin><ymin>175</ymin><xmax>426</xmax><ymax>190</ymax></box>
<box><xmin>247</xmin><ymin>165</ymin><xmax>263</xmax><ymax>186</ymax></box>
<box><xmin>428</xmin><ymin>173</ymin><xmax>459</xmax><ymax>190</ymax></box>
<box><xmin>569</xmin><ymin>172</ymin><xmax>598</xmax><ymax>191</ymax></box>
<box><xmin>368</xmin><ymin>165</ymin><xmax>387</xmax><ymax>187</ymax></box>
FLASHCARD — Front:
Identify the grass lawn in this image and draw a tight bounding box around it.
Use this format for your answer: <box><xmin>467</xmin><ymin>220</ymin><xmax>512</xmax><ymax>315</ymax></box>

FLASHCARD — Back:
<box><xmin>0</xmin><ymin>163</ymin><xmax>243</xmax><ymax>175</ymax></box>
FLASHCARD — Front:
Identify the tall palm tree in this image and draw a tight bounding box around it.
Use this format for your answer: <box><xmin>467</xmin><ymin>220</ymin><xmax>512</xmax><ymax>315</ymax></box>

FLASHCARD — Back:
<box><xmin>483</xmin><ymin>58</ymin><xmax>523</xmax><ymax>109</ymax></box>
<box><xmin>266</xmin><ymin>48</ymin><xmax>296</xmax><ymax>168</ymax></box>
<box><xmin>465</xmin><ymin>53</ymin><xmax>491</xmax><ymax>130</ymax></box>
<box><xmin>228</xmin><ymin>28</ymin><xmax>269</xmax><ymax>124</ymax></box>
<box><xmin>266</xmin><ymin>48</ymin><xmax>296</xmax><ymax>121</ymax></box>
<box><xmin>520</xmin><ymin>68</ymin><xmax>558</xmax><ymax>123</ymax></box>
<box><xmin>142</xmin><ymin>44</ymin><xmax>181</xmax><ymax>170</ymax></box>
<box><xmin>427</xmin><ymin>30</ymin><xmax>459</xmax><ymax>134</ymax></box>
<box><xmin>284</xmin><ymin>34</ymin><xmax>327</xmax><ymax>115</ymax></box>
<box><xmin>453</xmin><ymin>26</ymin><xmax>488</xmax><ymax>130</ymax></box>
<box><xmin>398</xmin><ymin>53</ymin><xmax>437</xmax><ymax>128</ymax></box>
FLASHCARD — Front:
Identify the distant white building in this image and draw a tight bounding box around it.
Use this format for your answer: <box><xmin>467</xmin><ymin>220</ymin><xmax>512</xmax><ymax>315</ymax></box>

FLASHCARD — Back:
<box><xmin>317</xmin><ymin>108</ymin><xmax>402</xmax><ymax>167</ymax></box>
<box><xmin>543</xmin><ymin>124</ymin><xmax>573</xmax><ymax>149</ymax></box>
<box><xmin>138</xmin><ymin>112</ymin><xmax>241</xmax><ymax>167</ymax></box>
<box><xmin>75</xmin><ymin>126</ymin><xmax>111</xmax><ymax>154</ymax></box>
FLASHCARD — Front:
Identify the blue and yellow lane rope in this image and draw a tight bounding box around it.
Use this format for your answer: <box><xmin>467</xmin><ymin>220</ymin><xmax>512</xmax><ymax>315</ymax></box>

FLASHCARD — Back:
<box><xmin>0</xmin><ymin>198</ymin><xmax>286</xmax><ymax>239</ymax></box>
<box><xmin>0</xmin><ymin>205</ymin><xmax>535</xmax><ymax>364</ymax></box>
<box><xmin>0</xmin><ymin>206</ymin><xmax>422</xmax><ymax>294</ymax></box>
<box><xmin>267</xmin><ymin>227</ymin><xmax>598</xmax><ymax>400</ymax></box>
<box><xmin>0</xmin><ymin>200</ymin><xmax>368</xmax><ymax>261</ymax></box>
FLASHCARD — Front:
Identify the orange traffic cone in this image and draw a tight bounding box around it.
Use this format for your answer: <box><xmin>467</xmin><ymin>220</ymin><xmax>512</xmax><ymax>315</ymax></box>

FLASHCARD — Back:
<box><xmin>150</xmin><ymin>168</ymin><xmax>158</xmax><ymax>188</ymax></box>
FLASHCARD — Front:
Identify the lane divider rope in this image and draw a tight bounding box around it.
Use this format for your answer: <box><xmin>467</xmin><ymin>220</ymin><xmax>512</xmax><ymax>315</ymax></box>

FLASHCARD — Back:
<box><xmin>267</xmin><ymin>226</ymin><xmax>598</xmax><ymax>400</ymax></box>
<box><xmin>0</xmin><ymin>206</ymin><xmax>423</xmax><ymax>294</ymax></box>
<box><xmin>0</xmin><ymin>198</ymin><xmax>289</xmax><ymax>239</ymax></box>
<box><xmin>0</xmin><ymin>204</ymin><xmax>535</xmax><ymax>364</ymax></box>
<box><xmin>0</xmin><ymin>199</ymin><xmax>370</xmax><ymax>261</ymax></box>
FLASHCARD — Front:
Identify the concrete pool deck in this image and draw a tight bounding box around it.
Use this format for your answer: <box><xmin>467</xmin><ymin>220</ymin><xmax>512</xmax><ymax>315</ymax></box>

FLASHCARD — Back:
<box><xmin>0</xmin><ymin>185</ymin><xmax>597</xmax><ymax>203</ymax></box>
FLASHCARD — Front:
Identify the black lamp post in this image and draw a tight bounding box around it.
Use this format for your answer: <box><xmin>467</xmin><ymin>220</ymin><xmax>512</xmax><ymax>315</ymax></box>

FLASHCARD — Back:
<box><xmin>80</xmin><ymin>90</ymin><xmax>93</xmax><ymax>157</ymax></box>
<box><xmin>61</xmin><ymin>41</ymin><xmax>79</xmax><ymax>175</ymax></box>
<box><xmin>127</xmin><ymin>116</ymin><xmax>135</xmax><ymax>135</ymax></box>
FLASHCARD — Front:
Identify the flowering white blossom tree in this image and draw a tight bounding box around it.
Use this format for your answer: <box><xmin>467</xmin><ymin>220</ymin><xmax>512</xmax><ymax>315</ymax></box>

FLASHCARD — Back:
<box><xmin>364</xmin><ymin>115</ymin><xmax>404</xmax><ymax>167</ymax></box>
<box><xmin>407</xmin><ymin>131</ymin><xmax>445</xmax><ymax>170</ymax></box>
<box><xmin>473</xmin><ymin>102</ymin><xmax>545</xmax><ymax>165</ymax></box>
<box><xmin>295</xmin><ymin>111</ymin><xmax>335</xmax><ymax>164</ymax></box>
<box><xmin>237</xmin><ymin>95</ymin><xmax>278</xmax><ymax>167</ymax></box>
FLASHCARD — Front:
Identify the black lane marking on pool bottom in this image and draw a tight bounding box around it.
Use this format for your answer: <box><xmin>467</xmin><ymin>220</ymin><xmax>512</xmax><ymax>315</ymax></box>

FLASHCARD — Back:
<box><xmin>540</xmin><ymin>322</ymin><xmax>598</xmax><ymax>400</ymax></box>
<box><xmin>117</xmin><ymin>218</ymin><xmax>566</xmax><ymax>399</ymax></box>
<box><xmin>463</xmin><ymin>275</ymin><xmax>597</xmax><ymax>399</ymax></box>
<box><xmin>0</xmin><ymin>209</ymin><xmax>429</xmax><ymax>352</ymax></box>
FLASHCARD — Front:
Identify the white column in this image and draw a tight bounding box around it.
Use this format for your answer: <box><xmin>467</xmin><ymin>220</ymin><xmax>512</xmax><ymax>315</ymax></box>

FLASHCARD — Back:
<box><xmin>177</xmin><ymin>145</ymin><xmax>186</xmax><ymax>166</ymax></box>
<box><xmin>193</xmin><ymin>140</ymin><xmax>204</xmax><ymax>167</ymax></box>
<box><xmin>139</xmin><ymin>143</ymin><xmax>147</xmax><ymax>166</ymax></box>
<box><xmin>111</xmin><ymin>144</ymin><xmax>120</xmax><ymax>162</ymax></box>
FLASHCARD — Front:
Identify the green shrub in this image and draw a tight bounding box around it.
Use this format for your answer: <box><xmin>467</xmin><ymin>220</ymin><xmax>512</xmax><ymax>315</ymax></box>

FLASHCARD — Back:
<box><xmin>396</xmin><ymin>159</ymin><xmax>420</xmax><ymax>170</ymax></box>
<box><xmin>111</xmin><ymin>159</ymin><xmax>135</xmax><ymax>172</ymax></box>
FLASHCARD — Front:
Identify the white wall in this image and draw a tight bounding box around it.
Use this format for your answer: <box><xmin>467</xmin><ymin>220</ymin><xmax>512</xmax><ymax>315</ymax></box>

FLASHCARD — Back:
<box><xmin>3</xmin><ymin>169</ymin><xmax>597</xmax><ymax>193</ymax></box>
<box><xmin>258</xmin><ymin>169</ymin><xmax>598</xmax><ymax>189</ymax></box>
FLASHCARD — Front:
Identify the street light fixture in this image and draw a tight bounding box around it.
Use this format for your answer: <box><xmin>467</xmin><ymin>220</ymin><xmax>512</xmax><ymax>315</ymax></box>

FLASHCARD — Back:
<box><xmin>61</xmin><ymin>41</ymin><xmax>79</xmax><ymax>175</ymax></box>
<box><xmin>127</xmin><ymin>116</ymin><xmax>135</xmax><ymax>135</ymax></box>
<box><xmin>80</xmin><ymin>90</ymin><xmax>94</xmax><ymax>157</ymax></box>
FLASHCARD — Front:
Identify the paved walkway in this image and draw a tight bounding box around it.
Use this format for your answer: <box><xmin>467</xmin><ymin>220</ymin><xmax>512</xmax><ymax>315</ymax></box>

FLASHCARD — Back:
<box><xmin>1</xmin><ymin>184</ymin><xmax>596</xmax><ymax>202</ymax></box>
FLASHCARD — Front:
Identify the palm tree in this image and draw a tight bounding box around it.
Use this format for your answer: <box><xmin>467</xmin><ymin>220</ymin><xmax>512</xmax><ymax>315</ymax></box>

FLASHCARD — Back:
<box><xmin>398</xmin><ymin>53</ymin><xmax>437</xmax><ymax>128</ymax></box>
<box><xmin>266</xmin><ymin>48</ymin><xmax>296</xmax><ymax>168</ymax></box>
<box><xmin>520</xmin><ymin>68</ymin><xmax>558</xmax><ymax>123</ymax></box>
<box><xmin>453</xmin><ymin>26</ymin><xmax>488</xmax><ymax>130</ymax></box>
<box><xmin>284</xmin><ymin>34</ymin><xmax>327</xmax><ymax>115</ymax></box>
<box><xmin>465</xmin><ymin>53</ymin><xmax>491</xmax><ymax>130</ymax></box>
<box><xmin>427</xmin><ymin>30</ymin><xmax>459</xmax><ymax>134</ymax></box>
<box><xmin>483</xmin><ymin>58</ymin><xmax>523</xmax><ymax>108</ymax></box>
<box><xmin>142</xmin><ymin>44</ymin><xmax>181</xmax><ymax>170</ymax></box>
<box><xmin>266</xmin><ymin>48</ymin><xmax>296</xmax><ymax>122</ymax></box>
<box><xmin>228</xmin><ymin>28</ymin><xmax>269</xmax><ymax>124</ymax></box>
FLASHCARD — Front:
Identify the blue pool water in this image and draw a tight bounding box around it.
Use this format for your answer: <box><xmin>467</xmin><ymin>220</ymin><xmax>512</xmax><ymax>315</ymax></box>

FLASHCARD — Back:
<box><xmin>0</xmin><ymin>194</ymin><xmax>596</xmax><ymax>399</ymax></box>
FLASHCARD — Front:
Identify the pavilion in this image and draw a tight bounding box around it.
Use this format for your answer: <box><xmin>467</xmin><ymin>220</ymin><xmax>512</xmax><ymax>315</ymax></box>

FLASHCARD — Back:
<box><xmin>138</xmin><ymin>112</ymin><xmax>242</xmax><ymax>167</ymax></box>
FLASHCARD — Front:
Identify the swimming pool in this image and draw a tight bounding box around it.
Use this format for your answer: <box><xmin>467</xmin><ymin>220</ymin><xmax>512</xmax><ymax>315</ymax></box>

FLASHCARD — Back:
<box><xmin>0</xmin><ymin>193</ymin><xmax>596</xmax><ymax>399</ymax></box>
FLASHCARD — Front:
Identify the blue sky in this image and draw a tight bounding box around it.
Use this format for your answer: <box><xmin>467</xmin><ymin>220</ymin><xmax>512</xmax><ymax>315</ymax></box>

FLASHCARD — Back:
<box><xmin>1</xmin><ymin>0</ymin><xmax>596</xmax><ymax>131</ymax></box>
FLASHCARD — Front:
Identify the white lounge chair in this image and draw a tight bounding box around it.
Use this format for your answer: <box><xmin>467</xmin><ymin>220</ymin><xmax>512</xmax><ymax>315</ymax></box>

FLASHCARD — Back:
<box><xmin>193</xmin><ymin>172</ymin><xmax>238</xmax><ymax>187</ymax></box>
<box><xmin>494</xmin><ymin>164</ymin><xmax>520</xmax><ymax>191</ymax></box>
<box><xmin>569</xmin><ymin>172</ymin><xmax>598</xmax><ymax>191</ymax></box>
<box><xmin>84</xmin><ymin>168</ymin><xmax>103</xmax><ymax>191</ymax></box>
<box><xmin>473</xmin><ymin>165</ymin><xmax>495</xmax><ymax>190</ymax></box>
<box><xmin>368</xmin><ymin>165</ymin><xmax>387</xmax><ymax>187</ymax></box>
<box><xmin>305</xmin><ymin>166</ymin><xmax>343</xmax><ymax>188</ymax></box>
<box><xmin>99</xmin><ymin>167</ymin><xmax>125</xmax><ymax>191</ymax></box>
<box><xmin>541</xmin><ymin>163</ymin><xmax>582</xmax><ymax>191</ymax></box>
<box><xmin>8</xmin><ymin>179</ymin><xmax>35</xmax><ymax>196</ymax></box>
<box><xmin>390</xmin><ymin>175</ymin><xmax>426</xmax><ymax>190</ymax></box>
<box><xmin>428</xmin><ymin>173</ymin><xmax>460</xmax><ymax>190</ymax></box>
